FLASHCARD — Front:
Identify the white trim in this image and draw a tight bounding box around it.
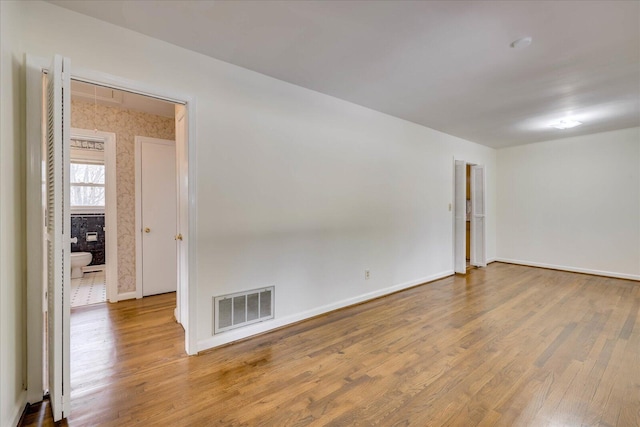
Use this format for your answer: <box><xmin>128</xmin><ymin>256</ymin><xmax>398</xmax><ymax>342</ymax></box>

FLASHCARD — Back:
<box><xmin>197</xmin><ymin>270</ymin><xmax>454</xmax><ymax>352</ymax></box>
<box><xmin>8</xmin><ymin>391</ymin><xmax>28</xmax><ymax>427</ymax></box>
<box><xmin>117</xmin><ymin>291</ymin><xmax>137</xmax><ymax>301</ymax></box>
<box><xmin>495</xmin><ymin>258</ymin><xmax>640</xmax><ymax>281</ymax></box>
<box><xmin>71</xmin><ymin>128</ymin><xmax>118</xmax><ymax>303</ymax></box>
<box><xmin>135</xmin><ymin>138</ymin><xmax>142</xmax><ymax>299</ymax></box>
<box><xmin>184</xmin><ymin>101</ymin><xmax>198</xmax><ymax>355</ymax></box>
<box><xmin>174</xmin><ymin>104</ymin><xmax>189</xmax><ymax>329</ymax></box>
<box><xmin>135</xmin><ymin>136</ymin><xmax>176</xmax><ymax>300</ymax></box>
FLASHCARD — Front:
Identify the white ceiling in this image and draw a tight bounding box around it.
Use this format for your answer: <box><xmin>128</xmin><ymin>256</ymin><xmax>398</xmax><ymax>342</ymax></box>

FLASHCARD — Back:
<box><xmin>50</xmin><ymin>0</ymin><xmax>639</xmax><ymax>148</ymax></box>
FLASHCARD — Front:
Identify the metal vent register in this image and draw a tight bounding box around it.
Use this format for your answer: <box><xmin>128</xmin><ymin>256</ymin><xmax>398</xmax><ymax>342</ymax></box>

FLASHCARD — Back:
<box><xmin>213</xmin><ymin>287</ymin><xmax>274</xmax><ymax>334</ymax></box>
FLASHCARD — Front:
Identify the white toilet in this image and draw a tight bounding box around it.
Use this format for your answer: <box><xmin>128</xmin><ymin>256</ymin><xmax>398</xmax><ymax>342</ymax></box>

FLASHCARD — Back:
<box><xmin>70</xmin><ymin>252</ymin><xmax>92</xmax><ymax>279</ymax></box>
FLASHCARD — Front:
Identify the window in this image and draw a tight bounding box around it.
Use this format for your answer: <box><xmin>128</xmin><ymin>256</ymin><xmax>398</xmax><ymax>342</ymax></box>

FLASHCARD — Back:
<box><xmin>70</xmin><ymin>161</ymin><xmax>105</xmax><ymax>212</ymax></box>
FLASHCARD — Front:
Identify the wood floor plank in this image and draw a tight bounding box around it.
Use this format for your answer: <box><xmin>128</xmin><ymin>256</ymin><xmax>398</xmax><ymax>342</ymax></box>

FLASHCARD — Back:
<box><xmin>20</xmin><ymin>263</ymin><xmax>640</xmax><ymax>427</ymax></box>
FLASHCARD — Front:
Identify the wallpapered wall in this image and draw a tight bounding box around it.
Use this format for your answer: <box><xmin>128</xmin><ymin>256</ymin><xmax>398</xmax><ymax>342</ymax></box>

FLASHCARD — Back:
<box><xmin>71</xmin><ymin>99</ymin><xmax>175</xmax><ymax>294</ymax></box>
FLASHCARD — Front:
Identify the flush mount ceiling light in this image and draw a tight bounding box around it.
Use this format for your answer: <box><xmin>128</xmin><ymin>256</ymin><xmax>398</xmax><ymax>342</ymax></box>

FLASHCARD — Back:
<box><xmin>550</xmin><ymin>119</ymin><xmax>583</xmax><ymax>129</ymax></box>
<box><xmin>510</xmin><ymin>36</ymin><xmax>532</xmax><ymax>49</ymax></box>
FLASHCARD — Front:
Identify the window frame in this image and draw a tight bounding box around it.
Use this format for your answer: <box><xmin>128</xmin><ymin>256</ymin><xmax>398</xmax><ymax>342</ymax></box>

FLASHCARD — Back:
<box><xmin>70</xmin><ymin>147</ymin><xmax>106</xmax><ymax>214</ymax></box>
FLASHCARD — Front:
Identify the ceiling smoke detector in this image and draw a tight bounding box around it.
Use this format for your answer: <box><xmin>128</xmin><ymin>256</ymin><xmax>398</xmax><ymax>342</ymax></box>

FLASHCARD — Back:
<box><xmin>550</xmin><ymin>119</ymin><xmax>583</xmax><ymax>130</ymax></box>
<box><xmin>510</xmin><ymin>37</ymin><xmax>532</xmax><ymax>49</ymax></box>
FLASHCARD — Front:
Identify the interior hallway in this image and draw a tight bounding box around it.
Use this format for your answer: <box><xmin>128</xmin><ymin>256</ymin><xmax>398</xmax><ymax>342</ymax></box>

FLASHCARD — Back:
<box><xmin>21</xmin><ymin>263</ymin><xmax>640</xmax><ymax>426</ymax></box>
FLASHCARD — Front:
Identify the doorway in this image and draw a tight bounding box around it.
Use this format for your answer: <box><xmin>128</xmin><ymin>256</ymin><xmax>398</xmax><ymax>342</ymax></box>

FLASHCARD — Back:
<box><xmin>26</xmin><ymin>54</ymin><xmax>198</xmax><ymax>421</ymax></box>
<box><xmin>68</xmin><ymin>128</ymin><xmax>117</xmax><ymax>307</ymax></box>
<box><xmin>67</xmin><ymin>84</ymin><xmax>182</xmax><ymax>422</ymax></box>
<box><xmin>135</xmin><ymin>136</ymin><xmax>178</xmax><ymax>297</ymax></box>
<box><xmin>69</xmin><ymin>80</ymin><xmax>179</xmax><ymax>302</ymax></box>
<box><xmin>454</xmin><ymin>159</ymin><xmax>486</xmax><ymax>274</ymax></box>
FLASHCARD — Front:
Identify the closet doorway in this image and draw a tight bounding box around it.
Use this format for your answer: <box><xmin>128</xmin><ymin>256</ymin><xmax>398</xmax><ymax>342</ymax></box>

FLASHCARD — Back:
<box><xmin>26</xmin><ymin>54</ymin><xmax>197</xmax><ymax>421</ymax></box>
<box><xmin>454</xmin><ymin>159</ymin><xmax>486</xmax><ymax>274</ymax></box>
<box><xmin>136</xmin><ymin>136</ymin><xmax>178</xmax><ymax>297</ymax></box>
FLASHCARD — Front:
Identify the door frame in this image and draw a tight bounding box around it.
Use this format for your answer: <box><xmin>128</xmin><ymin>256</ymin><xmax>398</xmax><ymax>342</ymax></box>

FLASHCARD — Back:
<box><xmin>452</xmin><ymin>157</ymin><xmax>486</xmax><ymax>274</ymax></box>
<box><xmin>70</xmin><ymin>128</ymin><xmax>118</xmax><ymax>303</ymax></box>
<box><xmin>135</xmin><ymin>136</ymin><xmax>177</xmax><ymax>299</ymax></box>
<box><xmin>26</xmin><ymin>54</ymin><xmax>199</xmax><ymax>404</ymax></box>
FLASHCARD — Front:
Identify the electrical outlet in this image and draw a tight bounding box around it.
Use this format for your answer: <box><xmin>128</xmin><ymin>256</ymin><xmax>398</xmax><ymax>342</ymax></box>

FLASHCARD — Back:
<box><xmin>365</xmin><ymin>270</ymin><xmax>370</xmax><ymax>280</ymax></box>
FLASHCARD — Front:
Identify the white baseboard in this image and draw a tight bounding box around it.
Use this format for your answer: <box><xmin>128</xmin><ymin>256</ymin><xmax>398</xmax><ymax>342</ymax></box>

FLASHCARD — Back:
<box><xmin>495</xmin><ymin>258</ymin><xmax>640</xmax><ymax>281</ymax></box>
<box><xmin>197</xmin><ymin>270</ymin><xmax>454</xmax><ymax>352</ymax></box>
<box><xmin>8</xmin><ymin>390</ymin><xmax>27</xmax><ymax>427</ymax></box>
<box><xmin>117</xmin><ymin>291</ymin><xmax>137</xmax><ymax>301</ymax></box>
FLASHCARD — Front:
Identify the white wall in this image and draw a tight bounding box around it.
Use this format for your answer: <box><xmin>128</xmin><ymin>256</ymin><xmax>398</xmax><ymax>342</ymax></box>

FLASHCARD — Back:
<box><xmin>13</xmin><ymin>0</ymin><xmax>496</xmax><ymax>343</ymax></box>
<box><xmin>1</xmin><ymin>1</ymin><xmax>495</xmax><ymax>419</ymax></box>
<box><xmin>0</xmin><ymin>1</ymin><xmax>28</xmax><ymax>425</ymax></box>
<box><xmin>497</xmin><ymin>127</ymin><xmax>640</xmax><ymax>280</ymax></box>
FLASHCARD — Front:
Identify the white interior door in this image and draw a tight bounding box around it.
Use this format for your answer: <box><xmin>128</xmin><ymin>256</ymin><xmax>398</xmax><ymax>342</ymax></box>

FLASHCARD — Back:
<box><xmin>454</xmin><ymin>160</ymin><xmax>467</xmax><ymax>274</ymax></box>
<box><xmin>45</xmin><ymin>54</ymin><xmax>71</xmax><ymax>421</ymax></box>
<box><xmin>471</xmin><ymin>164</ymin><xmax>487</xmax><ymax>267</ymax></box>
<box><xmin>138</xmin><ymin>137</ymin><xmax>178</xmax><ymax>296</ymax></box>
<box><xmin>175</xmin><ymin>105</ymin><xmax>188</xmax><ymax>326</ymax></box>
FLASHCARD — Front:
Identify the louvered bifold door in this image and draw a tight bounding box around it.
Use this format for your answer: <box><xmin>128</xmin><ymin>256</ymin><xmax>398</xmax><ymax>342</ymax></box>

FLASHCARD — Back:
<box><xmin>45</xmin><ymin>54</ymin><xmax>71</xmax><ymax>422</ymax></box>
<box><xmin>470</xmin><ymin>164</ymin><xmax>486</xmax><ymax>267</ymax></box>
<box><xmin>454</xmin><ymin>160</ymin><xmax>467</xmax><ymax>274</ymax></box>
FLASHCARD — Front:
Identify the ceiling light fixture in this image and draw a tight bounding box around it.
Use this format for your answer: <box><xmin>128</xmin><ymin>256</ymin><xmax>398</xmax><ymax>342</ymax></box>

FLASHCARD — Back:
<box><xmin>510</xmin><ymin>36</ymin><xmax>532</xmax><ymax>49</ymax></box>
<box><xmin>550</xmin><ymin>119</ymin><xmax>582</xmax><ymax>130</ymax></box>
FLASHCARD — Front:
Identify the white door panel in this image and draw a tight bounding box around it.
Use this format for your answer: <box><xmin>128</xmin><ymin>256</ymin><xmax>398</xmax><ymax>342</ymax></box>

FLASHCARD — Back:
<box><xmin>45</xmin><ymin>54</ymin><xmax>71</xmax><ymax>422</ymax></box>
<box><xmin>454</xmin><ymin>160</ymin><xmax>466</xmax><ymax>274</ymax></box>
<box><xmin>471</xmin><ymin>164</ymin><xmax>487</xmax><ymax>267</ymax></box>
<box><xmin>140</xmin><ymin>138</ymin><xmax>177</xmax><ymax>296</ymax></box>
<box><xmin>175</xmin><ymin>106</ymin><xmax>188</xmax><ymax>326</ymax></box>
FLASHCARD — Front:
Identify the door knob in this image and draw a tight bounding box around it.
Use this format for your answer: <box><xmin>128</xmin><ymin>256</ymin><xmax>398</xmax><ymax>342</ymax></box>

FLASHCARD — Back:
<box><xmin>144</xmin><ymin>227</ymin><xmax>151</xmax><ymax>233</ymax></box>
<box><xmin>175</xmin><ymin>233</ymin><xmax>183</xmax><ymax>241</ymax></box>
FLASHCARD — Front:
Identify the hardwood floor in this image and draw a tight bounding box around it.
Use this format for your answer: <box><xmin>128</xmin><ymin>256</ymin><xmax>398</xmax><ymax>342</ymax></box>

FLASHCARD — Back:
<box><xmin>21</xmin><ymin>263</ymin><xmax>640</xmax><ymax>426</ymax></box>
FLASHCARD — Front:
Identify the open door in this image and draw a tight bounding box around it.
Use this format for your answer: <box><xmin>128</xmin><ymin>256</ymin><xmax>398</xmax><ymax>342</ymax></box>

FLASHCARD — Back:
<box><xmin>175</xmin><ymin>105</ymin><xmax>188</xmax><ymax>328</ymax></box>
<box><xmin>470</xmin><ymin>164</ymin><xmax>487</xmax><ymax>267</ymax></box>
<box><xmin>454</xmin><ymin>160</ymin><xmax>467</xmax><ymax>274</ymax></box>
<box><xmin>45</xmin><ymin>54</ymin><xmax>71</xmax><ymax>421</ymax></box>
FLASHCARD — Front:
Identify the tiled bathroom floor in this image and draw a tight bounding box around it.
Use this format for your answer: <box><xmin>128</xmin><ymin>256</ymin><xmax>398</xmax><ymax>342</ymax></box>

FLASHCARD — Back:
<box><xmin>70</xmin><ymin>270</ymin><xmax>106</xmax><ymax>308</ymax></box>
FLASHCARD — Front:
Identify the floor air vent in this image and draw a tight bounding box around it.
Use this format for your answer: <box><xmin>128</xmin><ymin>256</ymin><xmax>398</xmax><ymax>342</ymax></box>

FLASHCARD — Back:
<box><xmin>213</xmin><ymin>287</ymin><xmax>274</xmax><ymax>334</ymax></box>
